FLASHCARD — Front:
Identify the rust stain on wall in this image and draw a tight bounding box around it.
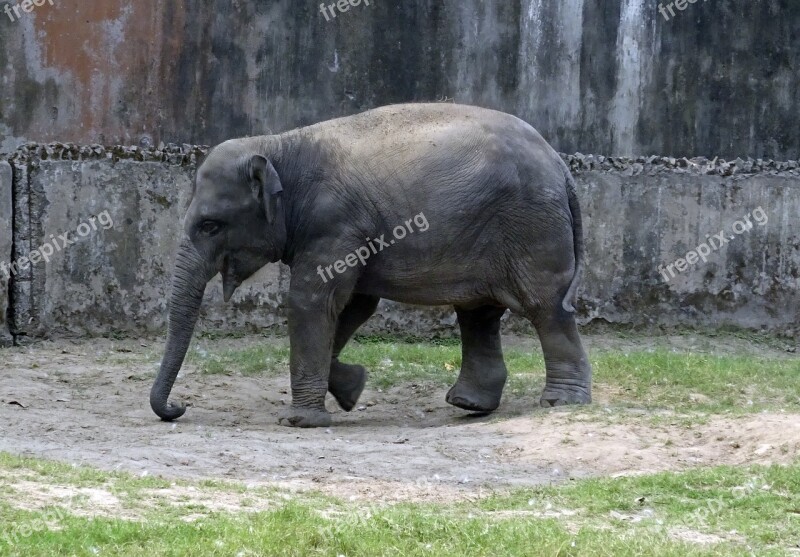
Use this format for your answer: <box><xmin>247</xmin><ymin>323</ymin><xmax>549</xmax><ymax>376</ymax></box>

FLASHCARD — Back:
<box><xmin>31</xmin><ymin>1</ymin><xmax>174</xmax><ymax>141</ymax></box>
<box><xmin>37</xmin><ymin>3</ymin><xmax>125</xmax><ymax>89</ymax></box>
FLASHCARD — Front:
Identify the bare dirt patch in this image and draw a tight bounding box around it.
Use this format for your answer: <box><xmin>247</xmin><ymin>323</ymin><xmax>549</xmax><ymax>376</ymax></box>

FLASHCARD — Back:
<box><xmin>4</xmin><ymin>475</ymin><xmax>131</xmax><ymax>519</ymax></box>
<box><xmin>0</xmin><ymin>335</ymin><xmax>797</xmax><ymax>503</ymax></box>
<box><xmin>490</xmin><ymin>412</ymin><xmax>800</xmax><ymax>479</ymax></box>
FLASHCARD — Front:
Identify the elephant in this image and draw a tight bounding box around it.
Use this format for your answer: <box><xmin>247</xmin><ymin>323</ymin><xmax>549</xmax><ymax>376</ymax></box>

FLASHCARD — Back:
<box><xmin>150</xmin><ymin>103</ymin><xmax>592</xmax><ymax>428</ymax></box>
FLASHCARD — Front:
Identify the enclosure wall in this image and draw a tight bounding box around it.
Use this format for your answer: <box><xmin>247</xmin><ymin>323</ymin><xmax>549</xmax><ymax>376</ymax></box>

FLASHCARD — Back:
<box><xmin>2</xmin><ymin>146</ymin><xmax>797</xmax><ymax>342</ymax></box>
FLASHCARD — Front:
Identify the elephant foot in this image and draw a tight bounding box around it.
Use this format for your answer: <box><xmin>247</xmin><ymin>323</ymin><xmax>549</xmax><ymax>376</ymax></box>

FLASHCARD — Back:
<box><xmin>329</xmin><ymin>361</ymin><xmax>367</xmax><ymax>412</ymax></box>
<box><xmin>539</xmin><ymin>383</ymin><xmax>591</xmax><ymax>407</ymax></box>
<box><xmin>445</xmin><ymin>380</ymin><xmax>503</xmax><ymax>413</ymax></box>
<box><xmin>278</xmin><ymin>406</ymin><xmax>332</xmax><ymax>428</ymax></box>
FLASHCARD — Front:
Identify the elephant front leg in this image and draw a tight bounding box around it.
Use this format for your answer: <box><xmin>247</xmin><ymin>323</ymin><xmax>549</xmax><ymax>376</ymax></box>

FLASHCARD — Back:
<box><xmin>279</xmin><ymin>284</ymin><xmax>350</xmax><ymax>428</ymax></box>
<box><xmin>329</xmin><ymin>294</ymin><xmax>380</xmax><ymax>411</ymax></box>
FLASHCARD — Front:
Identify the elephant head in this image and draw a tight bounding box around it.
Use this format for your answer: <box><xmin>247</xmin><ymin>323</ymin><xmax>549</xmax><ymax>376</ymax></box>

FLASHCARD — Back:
<box><xmin>150</xmin><ymin>141</ymin><xmax>286</xmax><ymax>421</ymax></box>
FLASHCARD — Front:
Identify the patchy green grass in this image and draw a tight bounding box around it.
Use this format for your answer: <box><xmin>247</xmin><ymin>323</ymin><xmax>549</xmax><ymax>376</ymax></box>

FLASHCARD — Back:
<box><xmin>594</xmin><ymin>350</ymin><xmax>799</xmax><ymax>412</ymax></box>
<box><xmin>188</xmin><ymin>343</ymin><xmax>291</xmax><ymax>376</ymax></box>
<box><xmin>1</xmin><ymin>452</ymin><xmax>798</xmax><ymax>556</ymax></box>
<box><xmin>480</xmin><ymin>464</ymin><xmax>800</xmax><ymax>552</ymax></box>
<box><xmin>186</xmin><ymin>338</ymin><xmax>799</xmax><ymax>413</ymax></box>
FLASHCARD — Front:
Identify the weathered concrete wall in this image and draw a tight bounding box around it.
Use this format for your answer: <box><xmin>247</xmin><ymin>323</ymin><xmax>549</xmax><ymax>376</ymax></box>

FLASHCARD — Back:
<box><xmin>573</xmin><ymin>162</ymin><xmax>800</xmax><ymax>333</ymax></box>
<box><xmin>4</xmin><ymin>145</ymin><xmax>799</xmax><ymax>339</ymax></box>
<box><xmin>6</xmin><ymin>145</ymin><xmax>288</xmax><ymax>337</ymax></box>
<box><xmin>1</xmin><ymin>1</ymin><xmax>798</xmax><ymax>160</ymax></box>
<box><xmin>0</xmin><ymin>161</ymin><xmax>12</xmax><ymax>344</ymax></box>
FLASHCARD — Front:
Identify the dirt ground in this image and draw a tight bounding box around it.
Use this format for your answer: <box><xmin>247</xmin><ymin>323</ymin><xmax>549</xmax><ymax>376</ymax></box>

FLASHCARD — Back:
<box><xmin>1</xmin><ymin>334</ymin><xmax>798</xmax><ymax>502</ymax></box>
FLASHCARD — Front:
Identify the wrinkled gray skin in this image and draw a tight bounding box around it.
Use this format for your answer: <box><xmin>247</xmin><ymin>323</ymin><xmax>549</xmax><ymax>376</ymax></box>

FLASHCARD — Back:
<box><xmin>151</xmin><ymin>103</ymin><xmax>591</xmax><ymax>428</ymax></box>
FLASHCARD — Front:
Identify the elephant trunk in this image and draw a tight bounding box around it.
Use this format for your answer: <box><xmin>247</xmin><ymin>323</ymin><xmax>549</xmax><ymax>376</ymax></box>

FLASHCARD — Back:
<box><xmin>150</xmin><ymin>238</ymin><xmax>214</xmax><ymax>421</ymax></box>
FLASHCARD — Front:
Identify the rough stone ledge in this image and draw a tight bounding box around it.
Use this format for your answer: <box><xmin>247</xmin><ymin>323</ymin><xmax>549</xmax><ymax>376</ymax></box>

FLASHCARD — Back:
<box><xmin>561</xmin><ymin>153</ymin><xmax>800</xmax><ymax>177</ymax></box>
<box><xmin>5</xmin><ymin>143</ymin><xmax>800</xmax><ymax>177</ymax></box>
<box><xmin>7</xmin><ymin>142</ymin><xmax>211</xmax><ymax>167</ymax></box>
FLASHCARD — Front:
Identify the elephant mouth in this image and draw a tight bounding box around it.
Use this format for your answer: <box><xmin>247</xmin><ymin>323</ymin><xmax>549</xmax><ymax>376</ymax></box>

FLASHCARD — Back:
<box><xmin>221</xmin><ymin>256</ymin><xmax>242</xmax><ymax>302</ymax></box>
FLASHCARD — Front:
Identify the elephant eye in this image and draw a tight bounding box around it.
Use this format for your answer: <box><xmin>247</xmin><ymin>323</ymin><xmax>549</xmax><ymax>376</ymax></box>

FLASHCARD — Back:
<box><xmin>198</xmin><ymin>220</ymin><xmax>223</xmax><ymax>236</ymax></box>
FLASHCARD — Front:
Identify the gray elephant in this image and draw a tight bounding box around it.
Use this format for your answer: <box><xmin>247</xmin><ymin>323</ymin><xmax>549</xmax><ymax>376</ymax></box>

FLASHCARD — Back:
<box><xmin>150</xmin><ymin>103</ymin><xmax>591</xmax><ymax>428</ymax></box>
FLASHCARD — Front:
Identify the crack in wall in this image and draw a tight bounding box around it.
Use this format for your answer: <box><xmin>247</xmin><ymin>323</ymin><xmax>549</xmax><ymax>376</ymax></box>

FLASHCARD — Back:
<box><xmin>0</xmin><ymin>161</ymin><xmax>14</xmax><ymax>345</ymax></box>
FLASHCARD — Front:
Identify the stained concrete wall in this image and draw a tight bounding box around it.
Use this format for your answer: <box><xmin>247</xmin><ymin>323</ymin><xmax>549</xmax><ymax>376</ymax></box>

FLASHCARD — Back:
<box><xmin>1</xmin><ymin>1</ymin><xmax>799</xmax><ymax>160</ymax></box>
<box><xmin>574</xmin><ymin>163</ymin><xmax>800</xmax><ymax>334</ymax></box>
<box><xmin>4</xmin><ymin>145</ymin><xmax>799</xmax><ymax>340</ymax></box>
<box><xmin>0</xmin><ymin>161</ymin><xmax>12</xmax><ymax>345</ymax></box>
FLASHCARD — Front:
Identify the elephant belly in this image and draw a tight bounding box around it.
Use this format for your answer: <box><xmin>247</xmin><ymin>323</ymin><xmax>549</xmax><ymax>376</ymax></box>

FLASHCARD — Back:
<box><xmin>355</xmin><ymin>264</ymin><xmax>502</xmax><ymax>308</ymax></box>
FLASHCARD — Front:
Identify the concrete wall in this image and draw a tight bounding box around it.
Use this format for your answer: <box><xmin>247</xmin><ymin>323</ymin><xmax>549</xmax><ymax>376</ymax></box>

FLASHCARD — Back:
<box><xmin>4</xmin><ymin>145</ymin><xmax>799</xmax><ymax>340</ymax></box>
<box><xmin>575</xmin><ymin>162</ymin><xmax>800</xmax><ymax>333</ymax></box>
<box><xmin>1</xmin><ymin>1</ymin><xmax>799</xmax><ymax>160</ymax></box>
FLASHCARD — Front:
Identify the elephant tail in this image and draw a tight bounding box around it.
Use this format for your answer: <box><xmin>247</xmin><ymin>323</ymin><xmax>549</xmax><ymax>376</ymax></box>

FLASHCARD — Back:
<box><xmin>561</xmin><ymin>169</ymin><xmax>584</xmax><ymax>313</ymax></box>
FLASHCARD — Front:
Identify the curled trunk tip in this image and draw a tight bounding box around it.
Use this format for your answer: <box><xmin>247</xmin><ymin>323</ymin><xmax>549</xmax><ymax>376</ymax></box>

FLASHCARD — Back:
<box><xmin>150</xmin><ymin>238</ymin><xmax>212</xmax><ymax>421</ymax></box>
<box><xmin>149</xmin><ymin>394</ymin><xmax>187</xmax><ymax>422</ymax></box>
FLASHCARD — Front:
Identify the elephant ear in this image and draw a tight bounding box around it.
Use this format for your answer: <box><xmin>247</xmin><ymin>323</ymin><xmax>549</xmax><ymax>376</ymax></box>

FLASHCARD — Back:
<box><xmin>248</xmin><ymin>154</ymin><xmax>283</xmax><ymax>225</ymax></box>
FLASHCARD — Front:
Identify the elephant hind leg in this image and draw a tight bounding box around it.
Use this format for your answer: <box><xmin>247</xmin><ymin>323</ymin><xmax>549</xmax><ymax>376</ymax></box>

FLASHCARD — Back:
<box><xmin>329</xmin><ymin>294</ymin><xmax>380</xmax><ymax>411</ymax></box>
<box><xmin>508</xmin><ymin>255</ymin><xmax>591</xmax><ymax>407</ymax></box>
<box><xmin>446</xmin><ymin>305</ymin><xmax>509</xmax><ymax>413</ymax></box>
<box><xmin>528</xmin><ymin>302</ymin><xmax>592</xmax><ymax>407</ymax></box>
